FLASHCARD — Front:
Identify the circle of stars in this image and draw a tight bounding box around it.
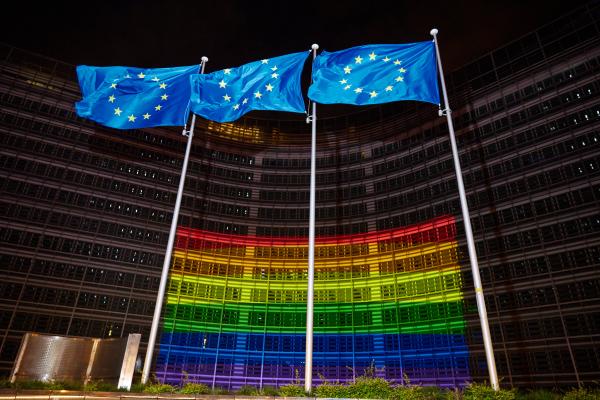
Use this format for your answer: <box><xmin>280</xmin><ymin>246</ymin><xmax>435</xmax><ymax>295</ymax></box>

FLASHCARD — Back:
<box><xmin>338</xmin><ymin>51</ymin><xmax>408</xmax><ymax>100</ymax></box>
<box><xmin>217</xmin><ymin>58</ymin><xmax>281</xmax><ymax>114</ymax></box>
<box><xmin>107</xmin><ymin>72</ymin><xmax>170</xmax><ymax>123</ymax></box>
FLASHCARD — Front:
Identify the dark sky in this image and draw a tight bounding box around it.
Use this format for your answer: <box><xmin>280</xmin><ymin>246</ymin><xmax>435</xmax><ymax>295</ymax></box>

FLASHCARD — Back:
<box><xmin>1</xmin><ymin>1</ymin><xmax>591</xmax><ymax>74</ymax></box>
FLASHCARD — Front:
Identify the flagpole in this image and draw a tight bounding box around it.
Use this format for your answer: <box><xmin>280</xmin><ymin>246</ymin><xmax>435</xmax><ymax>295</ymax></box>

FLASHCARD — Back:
<box><xmin>430</xmin><ymin>29</ymin><xmax>499</xmax><ymax>390</ymax></box>
<box><xmin>304</xmin><ymin>43</ymin><xmax>319</xmax><ymax>394</ymax></box>
<box><xmin>141</xmin><ymin>56</ymin><xmax>209</xmax><ymax>385</ymax></box>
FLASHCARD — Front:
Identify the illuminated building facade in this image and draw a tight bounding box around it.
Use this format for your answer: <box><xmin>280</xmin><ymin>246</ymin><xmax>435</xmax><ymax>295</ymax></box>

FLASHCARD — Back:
<box><xmin>1</xmin><ymin>2</ymin><xmax>600</xmax><ymax>388</ymax></box>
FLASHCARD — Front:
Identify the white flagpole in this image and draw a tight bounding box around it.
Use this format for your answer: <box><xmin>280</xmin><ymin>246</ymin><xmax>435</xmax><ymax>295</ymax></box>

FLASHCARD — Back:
<box><xmin>141</xmin><ymin>56</ymin><xmax>209</xmax><ymax>385</ymax></box>
<box><xmin>430</xmin><ymin>29</ymin><xmax>499</xmax><ymax>390</ymax></box>
<box><xmin>305</xmin><ymin>43</ymin><xmax>319</xmax><ymax>394</ymax></box>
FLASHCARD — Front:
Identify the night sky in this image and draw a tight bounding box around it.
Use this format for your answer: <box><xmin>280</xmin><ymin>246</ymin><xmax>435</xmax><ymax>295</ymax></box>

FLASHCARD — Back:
<box><xmin>2</xmin><ymin>1</ymin><xmax>590</xmax><ymax>74</ymax></box>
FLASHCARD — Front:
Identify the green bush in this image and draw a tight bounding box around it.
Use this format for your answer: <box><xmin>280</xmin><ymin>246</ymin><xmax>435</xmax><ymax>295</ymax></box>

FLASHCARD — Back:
<box><xmin>0</xmin><ymin>379</ymin><xmax>14</xmax><ymax>389</ymax></box>
<box><xmin>14</xmin><ymin>380</ymin><xmax>51</xmax><ymax>390</ymax></box>
<box><xmin>463</xmin><ymin>382</ymin><xmax>516</xmax><ymax>400</ymax></box>
<box><xmin>237</xmin><ymin>385</ymin><xmax>260</xmax><ymax>395</ymax></box>
<box><xmin>180</xmin><ymin>382</ymin><xmax>210</xmax><ymax>394</ymax></box>
<box><xmin>129</xmin><ymin>382</ymin><xmax>146</xmax><ymax>392</ymax></box>
<box><xmin>46</xmin><ymin>380</ymin><xmax>83</xmax><ymax>390</ymax></box>
<box><xmin>314</xmin><ymin>381</ymin><xmax>349</xmax><ymax>398</ymax></box>
<box><xmin>562</xmin><ymin>387</ymin><xmax>600</xmax><ymax>400</ymax></box>
<box><xmin>212</xmin><ymin>386</ymin><xmax>231</xmax><ymax>395</ymax></box>
<box><xmin>143</xmin><ymin>382</ymin><xmax>177</xmax><ymax>394</ymax></box>
<box><xmin>516</xmin><ymin>389</ymin><xmax>561</xmax><ymax>400</ymax></box>
<box><xmin>347</xmin><ymin>376</ymin><xmax>393</xmax><ymax>399</ymax></box>
<box><xmin>279</xmin><ymin>384</ymin><xmax>307</xmax><ymax>397</ymax></box>
<box><xmin>445</xmin><ymin>387</ymin><xmax>463</xmax><ymax>400</ymax></box>
<box><xmin>261</xmin><ymin>385</ymin><xmax>280</xmax><ymax>396</ymax></box>
<box><xmin>84</xmin><ymin>380</ymin><xmax>120</xmax><ymax>392</ymax></box>
<box><xmin>390</xmin><ymin>385</ymin><xmax>442</xmax><ymax>400</ymax></box>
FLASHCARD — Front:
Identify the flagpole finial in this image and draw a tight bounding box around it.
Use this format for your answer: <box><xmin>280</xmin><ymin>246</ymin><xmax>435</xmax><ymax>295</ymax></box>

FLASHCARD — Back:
<box><xmin>201</xmin><ymin>56</ymin><xmax>209</xmax><ymax>62</ymax></box>
<box><xmin>311</xmin><ymin>44</ymin><xmax>319</xmax><ymax>50</ymax></box>
<box><xmin>430</xmin><ymin>28</ymin><xmax>439</xmax><ymax>37</ymax></box>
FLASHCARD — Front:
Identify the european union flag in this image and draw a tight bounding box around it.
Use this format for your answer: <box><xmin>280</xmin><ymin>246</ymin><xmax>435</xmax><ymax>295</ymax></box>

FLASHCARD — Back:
<box><xmin>75</xmin><ymin>64</ymin><xmax>199</xmax><ymax>129</ymax></box>
<box><xmin>190</xmin><ymin>51</ymin><xmax>309</xmax><ymax>123</ymax></box>
<box><xmin>308</xmin><ymin>41</ymin><xmax>439</xmax><ymax>106</ymax></box>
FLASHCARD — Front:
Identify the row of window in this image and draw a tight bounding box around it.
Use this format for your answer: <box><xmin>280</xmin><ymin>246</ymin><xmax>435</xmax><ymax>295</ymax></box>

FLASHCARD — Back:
<box><xmin>0</xmin><ymin>130</ymin><xmax>439</xmax><ymax>206</ymax></box>
<box><xmin>261</xmin><ymin>168</ymin><xmax>366</xmax><ymax>186</ymax></box>
<box><xmin>0</xmin><ymin>177</ymin><xmax>171</xmax><ymax>223</ymax></box>
<box><xmin>375</xmin><ymin>180</ymin><xmax>457</xmax><ymax>212</ymax></box>
<box><xmin>0</xmin><ymin>131</ymin><xmax>179</xmax><ymax>186</ymax></box>
<box><xmin>489</xmin><ymin>279</ymin><xmax>600</xmax><ymax>312</ymax></box>
<box><xmin>0</xmin><ymin>255</ymin><xmax>160</xmax><ymax>291</ymax></box>
<box><xmin>0</xmin><ymin>311</ymin><xmax>149</xmax><ymax>344</ymax></box>
<box><xmin>472</xmin><ymin>185</ymin><xmax>600</xmax><ymax>234</ymax></box>
<box><xmin>476</xmin><ymin>214</ymin><xmax>600</xmax><ymax>257</ymax></box>
<box><xmin>262</xmin><ymin>151</ymin><xmax>365</xmax><ymax>170</ymax></box>
<box><xmin>255</xmin><ymin>222</ymin><xmax>369</xmax><ymax>237</ymax></box>
<box><xmin>481</xmin><ymin>245</ymin><xmax>600</xmax><ymax>283</ymax></box>
<box><xmin>0</xmin><ymin>227</ymin><xmax>163</xmax><ymax>266</ymax></box>
<box><xmin>0</xmin><ymin>155</ymin><xmax>176</xmax><ymax>203</ymax></box>
<box><xmin>0</xmin><ymin>201</ymin><xmax>167</xmax><ymax>244</ymax></box>
<box><xmin>469</xmin><ymin>155</ymin><xmax>600</xmax><ymax>209</ymax></box>
<box><xmin>375</xmin><ymin>152</ymin><xmax>600</xmax><ymax>231</ymax></box>
<box><xmin>259</xmin><ymin>185</ymin><xmax>367</xmax><ymax>202</ymax></box>
<box><xmin>372</xmin><ymin>141</ymin><xmax>451</xmax><ymax>176</ymax></box>
<box><xmin>458</xmin><ymin>96</ymin><xmax>600</xmax><ymax>151</ymax></box>
<box><xmin>257</xmin><ymin>203</ymin><xmax>367</xmax><ymax>221</ymax></box>
<box><xmin>454</xmin><ymin>55</ymin><xmax>600</xmax><ymax>127</ymax></box>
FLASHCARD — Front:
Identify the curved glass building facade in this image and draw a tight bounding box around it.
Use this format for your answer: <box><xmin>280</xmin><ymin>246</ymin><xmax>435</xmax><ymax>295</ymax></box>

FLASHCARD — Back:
<box><xmin>157</xmin><ymin>217</ymin><xmax>469</xmax><ymax>388</ymax></box>
<box><xmin>1</xmin><ymin>2</ymin><xmax>600</xmax><ymax>389</ymax></box>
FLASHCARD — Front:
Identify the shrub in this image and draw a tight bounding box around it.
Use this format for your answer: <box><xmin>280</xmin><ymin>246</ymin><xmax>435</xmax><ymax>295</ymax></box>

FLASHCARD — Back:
<box><xmin>389</xmin><ymin>385</ymin><xmax>432</xmax><ymax>400</ymax></box>
<box><xmin>143</xmin><ymin>383</ymin><xmax>177</xmax><ymax>394</ymax></box>
<box><xmin>46</xmin><ymin>380</ymin><xmax>83</xmax><ymax>390</ymax></box>
<box><xmin>347</xmin><ymin>376</ymin><xmax>392</xmax><ymax>399</ymax></box>
<box><xmin>129</xmin><ymin>382</ymin><xmax>146</xmax><ymax>392</ymax></box>
<box><xmin>314</xmin><ymin>382</ymin><xmax>349</xmax><ymax>398</ymax></box>
<box><xmin>279</xmin><ymin>384</ymin><xmax>307</xmax><ymax>397</ymax></box>
<box><xmin>84</xmin><ymin>381</ymin><xmax>120</xmax><ymax>392</ymax></box>
<box><xmin>237</xmin><ymin>385</ymin><xmax>260</xmax><ymax>395</ymax></box>
<box><xmin>212</xmin><ymin>386</ymin><xmax>231</xmax><ymax>395</ymax></box>
<box><xmin>180</xmin><ymin>382</ymin><xmax>210</xmax><ymax>394</ymax></box>
<box><xmin>463</xmin><ymin>382</ymin><xmax>516</xmax><ymax>400</ymax></box>
<box><xmin>261</xmin><ymin>385</ymin><xmax>280</xmax><ymax>396</ymax></box>
<box><xmin>516</xmin><ymin>389</ymin><xmax>561</xmax><ymax>400</ymax></box>
<box><xmin>563</xmin><ymin>387</ymin><xmax>600</xmax><ymax>400</ymax></box>
<box><xmin>445</xmin><ymin>387</ymin><xmax>463</xmax><ymax>400</ymax></box>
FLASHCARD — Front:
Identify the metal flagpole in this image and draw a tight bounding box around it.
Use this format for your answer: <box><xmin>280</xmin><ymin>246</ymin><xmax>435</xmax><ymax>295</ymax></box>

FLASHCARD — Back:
<box><xmin>430</xmin><ymin>28</ymin><xmax>499</xmax><ymax>390</ymax></box>
<box><xmin>141</xmin><ymin>56</ymin><xmax>209</xmax><ymax>385</ymax></box>
<box><xmin>304</xmin><ymin>43</ymin><xmax>319</xmax><ymax>394</ymax></box>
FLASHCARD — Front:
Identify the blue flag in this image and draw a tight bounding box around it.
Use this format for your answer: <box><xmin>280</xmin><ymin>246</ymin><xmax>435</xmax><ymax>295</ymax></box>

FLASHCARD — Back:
<box><xmin>190</xmin><ymin>51</ymin><xmax>309</xmax><ymax>123</ymax></box>
<box><xmin>308</xmin><ymin>41</ymin><xmax>439</xmax><ymax>106</ymax></box>
<box><xmin>75</xmin><ymin>64</ymin><xmax>199</xmax><ymax>129</ymax></box>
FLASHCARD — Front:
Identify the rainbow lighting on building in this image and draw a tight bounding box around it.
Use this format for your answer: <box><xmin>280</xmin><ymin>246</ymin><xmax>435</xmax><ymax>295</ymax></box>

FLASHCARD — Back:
<box><xmin>155</xmin><ymin>215</ymin><xmax>471</xmax><ymax>389</ymax></box>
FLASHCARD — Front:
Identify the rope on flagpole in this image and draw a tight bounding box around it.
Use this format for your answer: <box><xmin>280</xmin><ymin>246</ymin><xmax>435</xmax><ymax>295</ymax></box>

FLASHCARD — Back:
<box><xmin>141</xmin><ymin>56</ymin><xmax>208</xmax><ymax>385</ymax></box>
